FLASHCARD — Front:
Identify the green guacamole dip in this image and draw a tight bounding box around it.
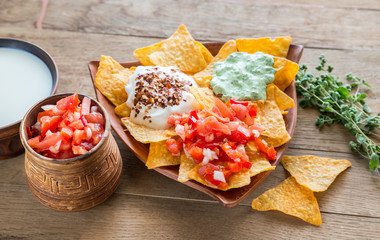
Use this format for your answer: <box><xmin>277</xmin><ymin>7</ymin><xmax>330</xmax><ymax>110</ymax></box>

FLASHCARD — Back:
<box><xmin>210</xmin><ymin>52</ymin><xmax>276</xmax><ymax>102</ymax></box>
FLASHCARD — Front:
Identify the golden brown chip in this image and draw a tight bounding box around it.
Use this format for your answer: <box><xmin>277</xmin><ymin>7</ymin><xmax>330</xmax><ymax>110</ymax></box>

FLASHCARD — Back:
<box><xmin>178</xmin><ymin>154</ymin><xmax>197</xmax><ymax>182</ymax></box>
<box><xmin>236</xmin><ymin>37</ymin><xmax>292</xmax><ymax>58</ymax></box>
<box><xmin>146</xmin><ymin>141</ymin><xmax>181</xmax><ymax>169</ymax></box>
<box><xmin>121</xmin><ymin>117</ymin><xmax>177</xmax><ymax>143</ymax></box>
<box><xmin>259</xmin><ymin>101</ymin><xmax>291</xmax><ymax>147</ymax></box>
<box><xmin>187</xmin><ymin>164</ymin><xmax>251</xmax><ymax>191</ymax></box>
<box><xmin>193</xmin><ymin>40</ymin><xmax>237</xmax><ymax>87</ymax></box>
<box><xmin>114</xmin><ymin>102</ymin><xmax>131</xmax><ymax>117</ymax></box>
<box><xmin>266</xmin><ymin>83</ymin><xmax>294</xmax><ymax>112</ymax></box>
<box><xmin>252</xmin><ymin>176</ymin><xmax>322</xmax><ymax>226</ymax></box>
<box><xmin>133</xmin><ymin>24</ymin><xmax>207</xmax><ymax>74</ymax></box>
<box><xmin>281</xmin><ymin>155</ymin><xmax>351</xmax><ymax>192</ymax></box>
<box><xmin>195</xmin><ymin>41</ymin><xmax>214</xmax><ymax>65</ymax></box>
<box><xmin>189</xmin><ymin>86</ymin><xmax>216</xmax><ymax>110</ymax></box>
<box><xmin>95</xmin><ymin>56</ymin><xmax>133</xmax><ymax>106</ymax></box>
<box><xmin>273</xmin><ymin>57</ymin><xmax>299</xmax><ymax>91</ymax></box>
<box><xmin>245</xmin><ymin>145</ymin><xmax>276</xmax><ymax>177</ymax></box>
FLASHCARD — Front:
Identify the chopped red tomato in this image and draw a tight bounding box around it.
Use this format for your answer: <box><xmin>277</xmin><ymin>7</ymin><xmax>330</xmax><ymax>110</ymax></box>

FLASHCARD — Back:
<box><xmin>229</xmin><ymin>98</ymin><xmax>249</xmax><ymax>106</ymax></box>
<box><xmin>166</xmin><ymin>138</ymin><xmax>183</xmax><ymax>156</ymax></box>
<box><xmin>26</xmin><ymin>94</ymin><xmax>104</xmax><ymax>159</ymax></box>
<box><xmin>214</xmin><ymin>98</ymin><xmax>234</xmax><ymax>119</ymax></box>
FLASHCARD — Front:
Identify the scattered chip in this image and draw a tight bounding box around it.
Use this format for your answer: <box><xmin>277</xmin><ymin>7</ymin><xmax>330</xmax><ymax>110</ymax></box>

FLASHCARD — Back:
<box><xmin>187</xmin><ymin>164</ymin><xmax>251</xmax><ymax>191</ymax></box>
<box><xmin>252</xmin><ymin>176</ymin><xmax>322</xmax><ymax>226</ymax></box>
<box><xmin>245</xmin><ymin>145</ymin><xmax>276</xmax><ymax>177</ymax></box>
<box><xmin>95</xmin><ymin>56</ymin><xmax>132</xmax><ymax>106</ymax></box>
<box><xmin>146</xmin><ymin>141</ymin><xmax>181</xmax><ymax>169</ymax></box>
<box><xmin>178</xmin><ymin>153</ymin><xmax>197</xmax><ymax>182</ymax></box>
<box><xmin>258</xmin><ymin>101</ymin><xmax>291</xmax><ymax>147</ymax></box>
<box><xmin>114</xmin><ymin>102</ymin><xmax>131</xmax><ymax>117</ymax></box>
<box><xmin>121</xmin><ymin>117</ymin><xmax>177</xmax><ymax>143</ymax></box>
<box><xmin>193</xmin><ymin>40</ymin><xmax>237</xmax><ymax>87</ymax></box>
<box><xmin>281</xmin><ymin>155</ymin><xmax>351</xmax><ymax>192</ymax></box>
<box><xmin>189</xmin><ymin>86</ymin><xmax>216</xmax><ymax>110</ymax></box>
<box><xmin>273</xmin><ymin>57</ymin><xmax>299</xmax><ymax>91</ymax></box>
<box><xmin>133</xmin><ymin>24</ymin><xmax>208</xmax><ymax>74</ymax></box>
<box><xmin>236</xmin><ymin>37</ymin><xmax>291</xmax><ymax>58</ymax></box>
<box><xmin>266</xmin><ymin>83</ymin><xmax>294</xmax><ymax>112</ymax></box>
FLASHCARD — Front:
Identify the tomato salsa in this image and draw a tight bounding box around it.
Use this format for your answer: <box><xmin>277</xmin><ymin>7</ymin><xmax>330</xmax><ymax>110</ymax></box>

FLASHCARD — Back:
<box><xmin>166</xmin><ymin>98</ymin><xmax>276</xmax><ymax>189</ymax></box>
<box><xmin>27</xmin><ymin>94</ymin><xmax>105</xmax><ymax>159</ymax></box>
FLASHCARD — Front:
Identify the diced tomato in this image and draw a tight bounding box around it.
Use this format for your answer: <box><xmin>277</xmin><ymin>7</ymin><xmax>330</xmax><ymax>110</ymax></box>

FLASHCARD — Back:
<box><xmin>248</xmin><ymin>103</ymin><xmax>258</xmax><ymax>118</ymax></box>
<box><xmin>84</xmin><ymin>112</ymin><xmax>104</xmax><ymax>125</ymax></box>
<box><xmin>57</xmin><ymin>150</ymin><xmax>75</xmax><ymax>159</ymax></box>
<box><xmin>81</xmin><ymin>97</ymin><xmax>91</xmax><ymax>115</ymax></box>
<box><xmin>72</xmin><ymin>145</ymin><xmax>88</xmax><ymax>155</ymax></box>
<box><xmin>168</xmin><ymin>114</ymin><xmax>184</xmax><ymax>125</ymax></box>
<box><xmin>56</xmin><ymin>93</ymin><xmax>79</xmax><ymax>111</ymax></box>
<box><xmin>27</xmin><ymin>136</ymin><xmax>41</xmax><ymax>149</ymax></box>
<box><xmin>166</xmin><ymin>138</ymin><xmax>183</xmax><ymax>156</ymax></box>
<box><xmin>242</xmin><ymin>161</ymin><xmax>252</xmax><ymax>169</ymax></box>
<box><xmin>59</xmin><ymin>139</ymin><xmax>72</xmax><ymax>151</ymax></box>
<box><xmin>266</xmin><ymin>146</ymin><xmax>277</xmax><ymax>161</ymax></box>
<box><xmin>40</xmin><ymin>116</ymin><xmax>61</xmax><ymax>137</ymax></box>
<box><xmin>229</xmin><ymin>98</ymin><xmax>249</xmax><ymax>106</ymax></box>
<box><xmin>254</xmin><ymin>137</ymin><xmax>277</xmax><ymax>161</ymax></box>
<box><xmin>72</xmin><ymin>130</ymin><xmax>84</xmax><ymax>145</ymax></box>
<box><xmin>196</xmin><ymin>116</ymin><xmax>230</xmax><ymax>136</ymax></box>
<box><xmin>214</xmin><ymin>98</ymin><xmax>234</xmax><ymax>119</ymax></box>
<box><xmin>27</xmin><ymin>126</ymin><xmax>33</xmax><ymax>138</ymax></box>
<box><xmin>187</xmin><ymin>146</ymin><xmax>203</xmax><ymax>163</ymax></box>
<box><xmin>230</xmin><ymin>103</ymin><xmax>247</xmax><ymax>121</ymax></box>
<box><xmin>69</xmin><ymin>120</ymin><xmax>85</xmax><ymax>130</ymax></box>
<box><xmin>187</xmin><ymin>111</ymin><xmax>198</xmax><ymax>125</ymax></box>
<box><xmin>61</xmin><ymin>127</ymin><xmax>73</xmax><ymax>140</ymax></box>
<box><xmin>36</xmin><ymin>132</ymin><xmax>62</xmax><ymax>152</ymax></box>
<box><xmin>80</xmin><ymin>142</ymin><xmax>95</xmax><ymax>151</ymax></box>
<box><xmin>228</xmin><ymin>161</ymin><xmax>243</xmax><ymax>173</ymax></box>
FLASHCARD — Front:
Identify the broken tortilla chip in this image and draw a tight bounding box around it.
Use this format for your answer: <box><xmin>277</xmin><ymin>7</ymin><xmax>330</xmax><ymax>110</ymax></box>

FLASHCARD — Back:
<box><xmin>193</xmin><ymin>40</ymin><xmax>237</xmax><ymax>87</ymax></box>
<box><xmin>178</xmin><ymin>153</ymin><xmax>197</xmax><ymax>182</ymax></box>
<box><xmin>266</xmin><ymin>83</ymin><xmax>294</xmax><ymax>112</ymax></box>
<box><xmin>236</xmin><ymin>37</ymin><xmax>291</xmax><ymax>58</ymax></box>
<box><xmin>190</xmin><ymin>86</ymin><xmax>216</xmax><ymax>110</ymax></box>
<box><xmin>187</xmin><ymin>164</ymin><xmax>251</xmax><ymax>191</ymax></box>
<box><xmin>146</xmin><ymin>141</ymin><xmax>181</xmax><ymax>169</ymax></box>
<box><xmin>133</xmin><ymin>24</ymin><xmax>208</xmax><ymax>74</ymax></box>
<box><xmin>121</xmin><ymin>117</ymin><xmax>177</xmax><ymax>143</ymax></box>
<box><xmin>281</xmin><ymin>155</ymin><xmax>351</xmax><ymax>192</ymax></box>
<box><xmin>259</xmin><ymin>101</ymin><xmax>291</xmax><ymax>147</ymax></box>
<box><xmin>273</xmin><ymin>57</ymin><xmax>299</xmax><ymax>91</ymax></box>
<box><xmin>114</xmin><ymin>102</ymin><xmax>131</xmax><ymax>117</ymax></box>
<box><xmin>252</xmin><ymin>176</ymin><xmax>322</xmax><ymax>226</ymax></box>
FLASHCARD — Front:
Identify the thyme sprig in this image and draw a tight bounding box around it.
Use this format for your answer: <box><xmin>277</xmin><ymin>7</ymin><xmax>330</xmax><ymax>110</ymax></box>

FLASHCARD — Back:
<box><xmin>296</xmin><ymin>55</ymin><xmax>380</xmax><ymax>173</ymax></box>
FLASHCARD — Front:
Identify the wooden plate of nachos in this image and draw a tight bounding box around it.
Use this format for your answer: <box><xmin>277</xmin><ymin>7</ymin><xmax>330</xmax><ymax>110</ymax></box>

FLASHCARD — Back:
<box><xmin>88</xmin><ymin>25</ymin><xmax>303</xmax><ymax>207</ymax></box>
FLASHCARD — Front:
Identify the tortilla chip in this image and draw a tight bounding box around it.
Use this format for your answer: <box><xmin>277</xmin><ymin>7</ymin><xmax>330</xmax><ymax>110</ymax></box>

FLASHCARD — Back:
<box><xmin>273</xmin><ymin>57</ymin><xmax>299</xmax><ymax>91</ymax></box>
<box><xmin>187</xmin><ymin>164</ymin><xmax>251</xmax><ymax>191</ymax></box>
<box><xmin>236</xmin><ymin>37</ymin><xmax>292</xmax><ymax>58</ymax></box>
<box><xmin>266</xmin><ymin>83</ymin><xmax>294</xmax><ymax>112</ymax></box>
<box><xmin>133</xmin><ymin>24</ymin><xmax>207</xmax><ymax>74</ymax></box>
<box><xmin>189</xmin><ymin>86</ymin><xmax>216</xmax><ymax>110</ymax></box>
<box><xmin>121</xmin><ymin>117</ymin><xmax>177</xmax><ymax>143</ymax></box>
<box><xmin>258</xmin><ymin>101</ymin><xmax>290</xmax><ymax>147</ymax></box>
<box><xmin>146</xmin><ymin>141</ymin><xmax>181</xmax><ymax>169</ymax></box>
<box><xmin>252</xmin><ymin>176</ymin><xmax>322</xmax><ymax>226</ymax></box>
<box><xmin>195</xmin><ymin>41</ymin><xmax>214</xmax><ymax>65</ymax></box>
<box><xmin>281</xmin><ymin>155</ymin><xmax>351</xmax><ymax>192</ymax></box>
<box><xmin>114</xmin><ymin>102</ymin><xmax>131</xmax><ymax>117</ymax></box>
<box><xmin>246</xmin><ymin>145</ymin><xmax>276</xmax><ymax>177</ymax></box>
<box><xmin>193</xmin><ymin>40</ymin><xmax>237</xmax><ymax>87</ymax></box>
<box><xmin>95</xmin><ymin>56</ymin><xmax>134</xmax><ymax>106</ymax></box>
<box><xmin>178</xmin><ymin>153</ymin><xmax>197</xmax><ymax>182</ymax></box>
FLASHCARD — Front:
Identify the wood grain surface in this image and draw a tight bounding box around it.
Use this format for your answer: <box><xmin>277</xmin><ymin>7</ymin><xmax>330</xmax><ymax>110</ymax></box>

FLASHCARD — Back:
<box><xmin>1</xmin><ymin>0</ymin><xmax>380</xmax><ymax>239</ymax></box>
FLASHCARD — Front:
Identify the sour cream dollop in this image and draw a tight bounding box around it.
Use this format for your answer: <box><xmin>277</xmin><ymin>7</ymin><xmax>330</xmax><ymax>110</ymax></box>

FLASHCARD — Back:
<box><xmin>125</xmin><ymin>66</ymin><xmax>197</xmax><ymax>129</ymax></box>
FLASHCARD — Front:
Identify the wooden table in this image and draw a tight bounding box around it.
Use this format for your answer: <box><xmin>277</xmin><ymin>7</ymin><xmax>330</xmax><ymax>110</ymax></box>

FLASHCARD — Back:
<box><xmin>1</xmin><ymin>0</ymin><xmax>380</xmax><ymax>239</ymax></box>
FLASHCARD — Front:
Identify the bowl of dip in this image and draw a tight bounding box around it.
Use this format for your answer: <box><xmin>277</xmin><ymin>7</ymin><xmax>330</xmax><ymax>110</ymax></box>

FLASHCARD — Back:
<box><xmin>0</xmin><ymin>38</ymin><xmax>58</xmax><ymax>160</ymax></box>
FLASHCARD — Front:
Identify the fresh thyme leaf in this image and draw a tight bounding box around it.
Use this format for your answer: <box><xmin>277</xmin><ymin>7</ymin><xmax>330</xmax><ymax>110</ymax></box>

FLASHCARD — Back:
<box><xmin>296</xmin><ymin>55</ymin><xmax>380</xmax><ymax>172</ymax></box>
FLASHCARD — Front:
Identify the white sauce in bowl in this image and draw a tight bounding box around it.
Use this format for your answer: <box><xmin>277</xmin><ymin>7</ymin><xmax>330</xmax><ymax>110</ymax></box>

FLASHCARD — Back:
<box><xmin>0</xmin><ymin>48</ymin><xmax>52</xmax><ymax>127</ymax></box>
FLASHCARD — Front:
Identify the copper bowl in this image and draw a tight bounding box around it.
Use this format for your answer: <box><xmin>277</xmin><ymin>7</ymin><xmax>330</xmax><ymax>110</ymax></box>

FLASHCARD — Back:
<box><xmin>0</xmin><ymin>38</ymin><xmax>58</xmax><ymax>160</ymax></box>
<box><xmin>20</xmin><ymin>93</ymin><xmax>122</xmax><ymax>211</ymax></box>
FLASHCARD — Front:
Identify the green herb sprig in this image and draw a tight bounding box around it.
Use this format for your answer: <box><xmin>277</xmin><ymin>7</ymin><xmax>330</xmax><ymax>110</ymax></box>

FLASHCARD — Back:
<box><xmin>296</xmin><ymin>55</ymin><xmax>380</xmax><ymax>173</ymax></box>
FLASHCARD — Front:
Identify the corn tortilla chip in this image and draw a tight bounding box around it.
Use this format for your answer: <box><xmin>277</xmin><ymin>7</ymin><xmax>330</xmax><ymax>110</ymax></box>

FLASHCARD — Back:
<box><xmin>195</xmin><ymin>41</ymin><xmax>214</xmax><ymax>65</ymax></box>
<box><xmin>187</xmin><ymin>164</ymin><xmax>251</xmax><ymax>191</ymax></box>
<box><xmin>252</xmin><ymin>176</ymin><xmax>322</xmax><ymax>226</ymax></box>
<box><xmin>266</xmin><ymin>83</ymin><xmax>294</xmax><ymax>112</ymax></box>
<box><xmin>259</xmin><ymin>101</ymin><xmax>291</xmax><ymax>147</ymax></box>
<box><xmin>281</xmin><ymin>155</ymin><xmax>351</xmax><ymax>192</ymax></box>
<box><xmin>189</xmin><ymin>86</ymin><xmax>216</xmax><ymax>110</ymax></box>
<box><xmin>178</xmin><ymin>153</ymin><xmax>197</xmax><ymax>182</ymax></box>
<box><xmin>146</xmin><ymin>141</ymin><xmax>181</xmax><ymax>169</ymax></box>
<box><xmin>114</xmin><ymin>102</ymin><xmax>131</xmax><ymax>117</ymax></box>
<box><xmin>121</xmin><ymin>117</ymin><xmax>177</xmax><ymax>143</ymax></box>
<box><xmin>133</xmin><ymin>24</ymin><xmax>207</xmax><ymax>74</ymax></box>
<box><xmin>95</xmin><ymin>56</ymin><xmax>133</xmax><ymax>106</ymax></box>
<box><xmin>193</xmin><ymin>40</ymin><xmax>237</xmax><ymax>87</ymax></box>
<box><xmin>273</xmin><ymin>57</ymin><xmax>299</xmax><ymax>91</ymax></box>
<box><xmin>245</xmin><ymin>145</ymin><xmax>276</xmax><ymax>177</ymax></box>
<box><xmin>236</xmin><ymin>37</ymin><xmax>292</xmax><ymax>58</ymax></box>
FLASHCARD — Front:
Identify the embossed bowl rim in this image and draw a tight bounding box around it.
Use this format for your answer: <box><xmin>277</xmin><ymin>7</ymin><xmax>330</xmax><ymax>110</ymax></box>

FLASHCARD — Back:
<box><xmin>20</xmin><ymin>93</ymin><xmax>111</xmax><ymax>164</ymax></box>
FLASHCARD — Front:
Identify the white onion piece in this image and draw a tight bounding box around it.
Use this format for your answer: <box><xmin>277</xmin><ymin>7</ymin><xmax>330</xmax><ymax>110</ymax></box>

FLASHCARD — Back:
<box><xmin>213</xmin><ymin>170</ymin><xmax>226</xmax><ymax>183</ymax></box>
<box><xmin>41</xmin><ymin>104</ymin><xmax>56</xmax><ymax>111</ymax></box>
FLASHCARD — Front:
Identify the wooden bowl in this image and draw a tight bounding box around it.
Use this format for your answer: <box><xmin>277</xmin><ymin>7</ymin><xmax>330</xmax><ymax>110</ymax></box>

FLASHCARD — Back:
<box><xmin>88</xmin><ymin>42</ymin><xmax>303</xmax><ymax>207</ymax></box>
<box><xmin>20</xmin><ymin>93</ymin><xmax>122</xmax><ymax>211</ymax></box>
<box><xmin>0</xmin><ymin>38</ymin><xmax>58</xmax><ymax>160</ymax></box>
